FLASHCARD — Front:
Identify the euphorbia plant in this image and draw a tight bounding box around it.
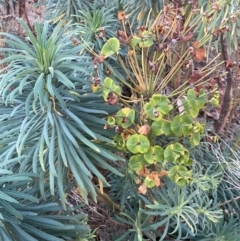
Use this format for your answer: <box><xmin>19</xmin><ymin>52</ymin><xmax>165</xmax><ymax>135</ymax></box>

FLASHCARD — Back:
<box><xmin>0</xmin><ymin>19</ymin><xmax>124</xmax><ymax>208</ymax></box>
<box><xmin>86</xmin><ymin>4</ymin><xmax>221</xmax><ymax>194</ymax></box>
<box><xmin>105</xmin><ymin>87</ymin><xmax>207</xmax><ymax>191</ymax></box>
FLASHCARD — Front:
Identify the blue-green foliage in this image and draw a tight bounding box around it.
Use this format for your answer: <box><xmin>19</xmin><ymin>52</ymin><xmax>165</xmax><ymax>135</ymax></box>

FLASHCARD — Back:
<box><xmin>0</xmin><ymin>173</ymin><xmax>92</xmax><ymax>241</ymax></box>
<box><xmin>1</xmin><ymin>0</ymin><xmax>240</xmax><ymax>240</ymax></box>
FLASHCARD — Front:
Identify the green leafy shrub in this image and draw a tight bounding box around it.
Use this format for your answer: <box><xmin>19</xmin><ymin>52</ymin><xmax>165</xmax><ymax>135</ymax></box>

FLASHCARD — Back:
<box><xmin>1</xmin><ymin>0</ymin><xmax>240</xmax><ymax>240</ymax></box>
<box><xmin>98</xmin><ymin>38</ymin><xmax>210</xmax><ymax>190</ymax></box>
<box><xmin>75</xmin><ymin>3</ymin><xmax>119</xmax><ymax>51</ymax></box>
<box><xmin>0</xmin><ymin>19</ymin><xmax>123</xmax><ymax>207</ymax></box>
<box><xmin>82</xmin><ymin>1</ymin><xmax>240</xmax><ymax>240</ymax></box>
<box><xmin>0</xmin><ymin>173</ymin><xmax>92</xmax><ymax>241</ymax></box>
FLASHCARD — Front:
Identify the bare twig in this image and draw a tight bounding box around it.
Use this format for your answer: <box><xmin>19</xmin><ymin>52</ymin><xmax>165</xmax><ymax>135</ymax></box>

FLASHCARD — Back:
<box><xmin>19</xmin><ymin>0</ymin><xmax>35</xmax><ymax>34</ymax></box>
<box><xmin>95</xmin><ymin>186</ymin><xmax>121</xmax><ymax>211</ymax></box>
<box><xmin>219</xmin><ymin>196</ymin><xmax>240</xmax><ymax>207</ymax></box>
<box><xmin>215</xmin><ymin>34</ymin><xmax>233</xmax><ymax>134</ymax></box>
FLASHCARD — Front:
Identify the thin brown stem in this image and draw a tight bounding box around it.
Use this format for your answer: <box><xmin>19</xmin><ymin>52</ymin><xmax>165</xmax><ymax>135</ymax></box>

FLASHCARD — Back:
<box><xmin>215</xmin><ymin>34</ymin><xmax>233</xmax><ymax>134</ymax></box>
<box><xmin>219</xmin><ymin>195</ymin><xmax>240</xmax><ymax>207</ymax></box>
<box><xmin>225</xmin><ymin>43</ymin><xmax>240</xmax><ymax>132</ymax></box>
<box><xmin>19</xmin><ymin>0</ymin><xmax>35</xmax><ymax>34</ymax></box>
<box><xmin>95</xmin><ymin>186</ymin><xmax>121</xmax><ymax>211</ymax></box>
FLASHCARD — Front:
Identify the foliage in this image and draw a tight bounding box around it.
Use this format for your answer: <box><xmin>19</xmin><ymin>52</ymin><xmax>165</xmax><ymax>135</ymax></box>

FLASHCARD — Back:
<box><xmin>75</xmin><ymin>3</ymin><xmax>119</xmax><ymax>51</ymax></box>
<box><xmin>1</xmin><ymin>0</ymin><xmax>240</xmax><ymax>240</ymax></box>
<box><xmin>0</xmin><ymin>173</ymin><xmax>93</xmax><ymax>241</ymax></box>
<box><xmin>92</xmin><ymin>6</ymin><xmax>215</xmax><ymax>192</ymax></box>
<box><xmin>45</xmin><ymin>0</ymin><xmax>90</xmax><ymax>23</ymax></box>
<box><xmin>0</xmin><ymin>19</ymin><xmax>124</xmax><ymax>207</ymax></box>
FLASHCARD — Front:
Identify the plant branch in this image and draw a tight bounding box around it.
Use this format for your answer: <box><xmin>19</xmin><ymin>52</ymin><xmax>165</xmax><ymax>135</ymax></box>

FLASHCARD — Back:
<box><xmin>219</xmin><ymin>196</ymin><xmax>240</xmax><ymax>207</ymax></box>
<box><xmin>215</xmin><ymin>33</ymin><xmax>233</xmax><ymax>134</ymax></box>
<box><xmin>95</xmin><ymin>186</ymin><xmax>121</xmax><ymax>211</ymax></box>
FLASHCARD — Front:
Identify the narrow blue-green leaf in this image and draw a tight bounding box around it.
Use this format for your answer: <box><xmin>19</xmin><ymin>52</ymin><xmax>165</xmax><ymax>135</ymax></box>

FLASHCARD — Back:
<box><xmin>7</xmin><ymin>89</ymin><xmax>20</xmax><ymax>105</ymax></box>
<box><xmin>55</xmin><ymin>115</ymin><xmax>79</xmax><ymax>148</ymax></box>
<box><xmin>67</xmin><ymin>160</ymin><xmax>87</xmax><ymax>201</ymax></box>
<box><xmin>55</xmin><ymin>118</ymin><xmax>68</xmax><ymax>167</ymax></box>
<box><xmin>46</xmin><ymin>74</ymin><xmax>55</xmax><ymax>96</ymax></box>
<box><xmin>49</xmin><ymin>126</ymin><xmax>57</xmax><ymax>177</ymax></box>
<box><xmin>10</xmin><ymin>103</ymin><xmax>24</xmax><ymax>118</ymax></box>
<box><xmin>54</xmin><ymin>70</ymin><xmax>75</xmax><ymax>88</ymax></box>
<box><xmin>39</xmin><ymin>169</ymin><xmax>46</xmax><ymax>200</ymax></box>
<box><xmin>85</xmin><ymin>150</ymin><xmax>123</xmax><ymax>176</ymax></box>
<box><xmin>66</xmin><ymin>142</ymin><xmax>91</xmax><ymax>177</ymax></box>
<box><xmin>25</xmin><ymin>91</ymin><xmax>34</xmax><ymax>115</ymax></box>
<box><xmin>70</xmin><ymin>105</ymin><xmax>108</xmax><ymax>114</ymax></box>
<box><xmin>0</xmin><ymin>199</ymin><xmax>22</xmax><ymax>220</ymax></box>
<box><xmin>0</xmin><ymin>54</ymin><xmax>28</xmax><ymax>64</ymax></box>
<box><xmin>64</xmin><ymin>122</ymin><xmax>100</xmax><ymax>152</ymax></box>
<box><xmin>7</xmin><ymin>223</ymin><xmax>38</xmax><ymax>241</ymax></box>
<box><xmin>49</xmin><ymin>170</ymin><xmax>55</xmax><ymax>196</ymax></box>
<box><xmin>19</xmin><ymin>116</ymin><xmax>29</xmax><ymax>137</ymax></box>
<box><xmin>0</xmin><ymin>34</ymin><xmax>35</xmax><ymax>55</ymax></box>
<box><xmin>0</xmin><ymin>226</ymin><xmax>13</xmax><ymax>239</ymax></box>
<box><xmin>19</xmin><ymin>75</ymin><xmax>32</xmax><ymax>95</ymax></box>
<box><xmin>2</xmin><ymin>145</ymin><xmax>19</xmax><ymax>165</ymax></box>
<box><xmin>0</xmin><ymin>169</ymin><xmax>13</xmax><ymax>175</ymax></box>
<box><xmin>0</xmin><ymin>175</ymin><xmax>31</xmax><ymax>183</ymax></box>
<box><xmin>65</xmin><ymin>109</ymin><xmax>97</xmax><ymax>139</ymax></box>
<box><xmin>15</xmin><ymin>67</ymin><xmax>38</xmax><ymax>79</ymax></box>
<box><xmin>34</xmin><ymin>72</ymin><xmax>44</xmax><ymax>100</ymax></box>
<box><xmin>3</xmin><ymin>190</ymin><xmax>39</xmax><ymax>203</ymax></box>
<box><xmin>43</xmin><ymin>117</ymin><xmax>50</xmax><ymax>147</ymax></box>
<box><xmin>33</xmin><ymin>144</ymin><xmax>41</xmax><ymax>175</ymax></box>
<box><xmin>76</xmin><ymin>147</ymin><xmax>106</xmax><ymax>183</ymax></box>
<box><xmin>17</xmin><ymin>115</ymin><xmax>43</xmax><ymax>156</ymax></box>
<box><xmin>20</xmin><ymin>223</ymin><xmax>63</xmax><ymax>241</ymax></box>
<box><xmin>51</xmin><ymin>85</ymin><xmax>66</xmax><ymax>109</ymax></box>
<box><xmin>57</xmin><ymin>153</ymin><xmax>67</xmax><ymax>210</ymax></box>
<box><xmin>0</xmin><ymin>191</ymin><xmax>18</xmax><ymax>203</ymax></box>
<box><xmin>39</xmin><ymin>133</ymin><xmax>46</xmax><ymax>171</ymax></box>
<box><xmin>18</xmin><ymin>18</ymin><xmax>38</xmax><ymax>48</ymax></box>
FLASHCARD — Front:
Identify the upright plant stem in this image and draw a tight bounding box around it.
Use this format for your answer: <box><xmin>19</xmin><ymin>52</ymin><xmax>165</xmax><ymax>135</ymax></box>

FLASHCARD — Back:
<box><xmin>215</xmin><ymin>34</ymin><xmax>233</xmax><ymax>134</ymax></box>
<box><xmin>95</xmin><ymin>186</ymin><xmax>121</xmax><ymax>211</ymax></box>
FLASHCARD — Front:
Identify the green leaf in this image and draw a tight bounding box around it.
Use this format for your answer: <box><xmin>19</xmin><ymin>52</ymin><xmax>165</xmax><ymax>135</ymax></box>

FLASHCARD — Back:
<box><xmin>161</xmin><ymin>121</ymin><xmax>172</xmax><ymax>136</ymax></box>
<box><xmin>115</xmin><ymin>108</ymin><xmax>135</xmax><ymax>128</ymax></box>
<box><xmin>144</xmin><ymin>94</ymin><xmax>173</xmax><ymax>121</ymax></box>
<box><xmin>197</xmin><ymin>89</ymin><xmax>207</xmax><ymax>109</ymax></box>
<box><xmin>186</xmin><ymin>89</ymin><xmax>197</xmax><ymax>105</ymax></box>
<box><xmin>171</xmin><ymin>114</ymin><xmax>193</xmax><ymax>137</ymax></box>
<box><xmin>183</xmin><ymin>89</ymin><xmax>207</xmax><ymax>118</ymax></box>
<box><xmin>108</xmin><ymin>116</ymin><xmax>115</xmax><ymax>125</ymax></box>
<box><xmin>144</xmin><ymin>146</ymin><xmax>164</xmax><ymax>164</ymax></box>
<box><xmin>129</xmin><ymin>154</ymin><xmax>146</xmax><ymax>171</ymax></box>
<box><xmin>144</xmin><ymin>176</ymin><xmax>155</xmax><ymax>188</ymax></box>
<box><xmin>138</xmin><ymin>31</ymin><xmax>154</xmax><ymax>48</ymax></box>
<box><xmin>190</xmin><ymin>132</ymin><xmax>201</xmax><ymax>146</ymax></box>
<box><xmin>210</xmin><ymin>97</ymin><xmax>219</xmax><ymax>107</ymax></box>
<box><xmin>164</xmin><ymin>143</ymin><xmax>189</xmax><ymax>165</ymax></box>
<box><xmin>126</xmin><ymin>134</ymin><xmax>150</xmax><ymax>154</ymax></box>
<box><xmin>129</xmin><ymin>36</ymin><xmax>141</xmax><ymax>47</ymax></box>
<box><xmin>210</xmin><ymin>91</ymin><xmax>219</xmax><ymax>107</ymax></box>
<box><xmin>151</xmin><ymin>120</ymin><xmax>172</xmax><ymax>136</ymax></box>
<box><xmin>151</xmin><ymin>120</ymin><xmax>163</xmax><ymax>135</ymax></box>
<box><xmin>176</xmin><ymin>178</ymin><xmax>188</xmax><ymax>186</ymax></box>
<box><xmin>144</xmin><ymin>102</ymin><xmax>162</xmax><ymax>120</ymax></box>
<box><xmin>183</xmin><ymin>102</ymin><xmax>199</xmax><ymax>118</ymax></box>
<box><xmin>168</xmin><ymin>165</ymin><xmax>192</xmax><ymax>186</ymax></box>
<box><xmin>101</xmin><ymin>38</ymin><xmax>120</xmax><ymax>57</ymax></box>
<box><xmin>102</xmin><ymin>77</ymin><xmax>121</xmax><ymax>101</ymax></box>
<box><xmin>113</xmin><ymin>135</ymin><xmax>126</xmax><ymax>150</ymax></box>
